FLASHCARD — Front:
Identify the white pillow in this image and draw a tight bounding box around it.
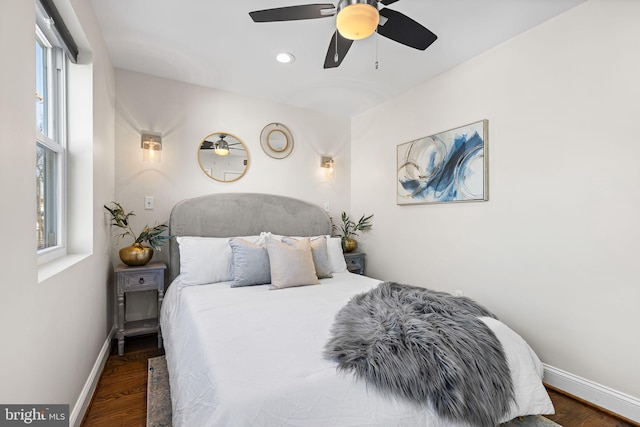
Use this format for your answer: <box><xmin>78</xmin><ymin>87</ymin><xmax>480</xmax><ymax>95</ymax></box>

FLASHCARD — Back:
<box><xmin>265</xmin><ymin>237</ymin><xmax>319</xmax><ymax>290</ymax></box>
<box><xmin>327</xmin><ymin>237</ymin><xmax>348</xmax><ymax>273</ymax></box>
<box><xmin>268</xmin><ymin>233</ymin><xmax>325</xmax><ymax>242</ymax></box>
<box><xmin>177</xmin><ymin>235</ymin><xmax>263</xmax><ymax>286</ymax></box>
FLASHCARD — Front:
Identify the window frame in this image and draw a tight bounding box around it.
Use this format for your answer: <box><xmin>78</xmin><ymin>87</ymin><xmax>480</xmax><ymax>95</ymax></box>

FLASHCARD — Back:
<box><xmin>36</xmin><ymin>11</ymin><xmax>68</xmax><ymax>264</ymax></box>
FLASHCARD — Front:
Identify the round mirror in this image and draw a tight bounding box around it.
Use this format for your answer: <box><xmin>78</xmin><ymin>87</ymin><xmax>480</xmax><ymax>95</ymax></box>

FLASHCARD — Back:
<box><xmin>198</xmin><ymin>132</ymin><xmax>250</xmax><ymax>182</ymax></box>
<box><xmin>267</xmin><ymin>130</ymin><xmax>288</xmax><ymax>152</ymax></box>
<box><xmin>260</xmin><ymin>123</ymin><xmax>294</xmax><ymax>159</ymax></box>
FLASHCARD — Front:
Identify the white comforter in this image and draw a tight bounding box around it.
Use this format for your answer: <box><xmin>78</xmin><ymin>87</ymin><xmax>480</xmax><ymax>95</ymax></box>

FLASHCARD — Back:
<box><xmin>161</xmin><ymin>273</ymin><xmax>553</xmax><ymax>427</ymax></box>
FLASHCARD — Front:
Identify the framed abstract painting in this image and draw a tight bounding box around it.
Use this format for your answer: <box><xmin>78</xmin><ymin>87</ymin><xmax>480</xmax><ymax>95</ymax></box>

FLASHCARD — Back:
<box><xmin>397</xmin><ymin>120</ymin><xmax>488</xmax><ymax>205</ymax></box>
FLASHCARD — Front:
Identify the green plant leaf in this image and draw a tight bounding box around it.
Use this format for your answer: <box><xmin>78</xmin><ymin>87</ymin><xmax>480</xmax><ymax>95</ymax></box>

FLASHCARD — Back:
<box><xmin>337</xmin><ymin>211</ymin><xmax>373</xmax><ymax>238</ymax></box>
<box><xmin>104</xmin><ymin>202</ymin><xmax>169</xmax><ymax>249</ymax></box>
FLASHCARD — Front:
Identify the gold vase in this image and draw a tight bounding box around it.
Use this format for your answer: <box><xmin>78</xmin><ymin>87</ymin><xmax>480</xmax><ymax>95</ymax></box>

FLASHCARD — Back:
<box><xmin>342</xmin><ymin>237</ymin><xmax>357</xmax><ymax>253</ymax></box>
<box><xmin>119</xmin><ymin>243</ymin><xmax>154</xmax><ymax>266</ymax></box>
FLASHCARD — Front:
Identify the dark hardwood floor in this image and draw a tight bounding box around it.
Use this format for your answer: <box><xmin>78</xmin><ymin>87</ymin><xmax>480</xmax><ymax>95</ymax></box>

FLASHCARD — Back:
<box><xmin>81</xmin><ymin>335</ymin><xmax>638</xmax><ymax>427</ymax></box>
<box><xmin>81</xmin><ymin>335</ymin><xmax>164</xmax><ymax>427</ymax></box>
<box><xmin>544</xmin><ymin>386</ymin><xmax>638</xmax><ymax>427</ymax></box>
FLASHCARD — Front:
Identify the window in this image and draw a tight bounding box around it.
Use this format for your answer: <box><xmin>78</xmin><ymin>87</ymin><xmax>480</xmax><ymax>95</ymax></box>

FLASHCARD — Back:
<box><xmin>36</xmin><ymin>27</ymin><xmax>64</xmax><ymax>254</ymax></box>
<box><xmin>35</xmin><ymin>0</ymin><xmax>77</xmax><ymax>262</ymax></box>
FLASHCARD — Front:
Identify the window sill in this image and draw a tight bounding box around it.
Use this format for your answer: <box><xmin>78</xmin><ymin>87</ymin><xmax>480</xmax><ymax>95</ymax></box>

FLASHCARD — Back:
<box><xmin>38</xmin><ymin>253</ymin><xmax>91</xmax><ymax>283</ymax></box>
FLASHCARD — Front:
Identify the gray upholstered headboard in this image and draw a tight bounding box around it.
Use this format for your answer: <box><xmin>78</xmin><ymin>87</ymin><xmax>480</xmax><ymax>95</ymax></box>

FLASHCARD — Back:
<box><xmin>168</xmin><ymin>193</ymin><xmax>332</xmax><ymax>282</ymax></box>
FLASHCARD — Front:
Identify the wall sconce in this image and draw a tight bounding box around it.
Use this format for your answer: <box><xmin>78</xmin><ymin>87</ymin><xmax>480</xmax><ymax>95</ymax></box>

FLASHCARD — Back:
<box><xmin>321</xmin><ymin>156</ymin><xmax>334</xmax><ymax>176</ymax></box>
<box><xmin>141</xmin><ymin>131</ymin><xmax>162</xmax><ymax>162</ymax></box>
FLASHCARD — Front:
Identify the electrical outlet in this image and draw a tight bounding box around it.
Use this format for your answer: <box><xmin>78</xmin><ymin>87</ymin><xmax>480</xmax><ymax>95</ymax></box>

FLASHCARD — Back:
<box><xmin>144</xmin><ymin>196</ymin><xmax>154</xmax><ymax>210</ymax></box>
<box><xmin>454</xmin><ymin>289</ymin><xmax>464</xmax><ymax>296</ymax></box>
<box><xmin>323</xmin><ymin>202</ymin><xmax>330</xmax><ymax>213</ymax></box>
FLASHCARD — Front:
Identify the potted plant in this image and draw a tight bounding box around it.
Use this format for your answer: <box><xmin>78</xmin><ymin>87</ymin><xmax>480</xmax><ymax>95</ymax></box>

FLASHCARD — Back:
<box><xmin>104</xmin><ymin>202</ymin><xmax>170</xmax><ymax>266</ymax></box>
<box><xmin>336</xmin><ymin>211</ymin><xmax>373</xmax><ymax>253</ymax></box>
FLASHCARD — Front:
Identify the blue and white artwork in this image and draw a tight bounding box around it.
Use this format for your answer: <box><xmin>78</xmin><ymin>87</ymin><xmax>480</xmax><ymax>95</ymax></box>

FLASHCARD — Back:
<box><xmin>397</xmin><ymin>120</ymin><xmax>488</xmax><ymax>205</ymax></box>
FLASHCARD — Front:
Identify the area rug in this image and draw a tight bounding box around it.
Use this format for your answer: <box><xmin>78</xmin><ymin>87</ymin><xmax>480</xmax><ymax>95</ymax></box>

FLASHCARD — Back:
<box><xmin>147</xmin><ymin>356</ymin><xmax>172</xmax><ymax>427</ymax></box>
<box><xmin>146</xmin><ymin>355</ymin><xmax>561</xmax><ymax>427</ymax></box>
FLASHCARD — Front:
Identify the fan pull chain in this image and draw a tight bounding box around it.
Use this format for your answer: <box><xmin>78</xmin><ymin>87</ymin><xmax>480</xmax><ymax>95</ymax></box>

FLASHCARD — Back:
<box><xmin>375</xmin><ymin>29</ymin><xmax>379</xmax><ymax>69</ymax></box>
<box><xmin>334</xmin><ymin>31</ymin><xmax>339</xmax><ymax>63</ymax></box>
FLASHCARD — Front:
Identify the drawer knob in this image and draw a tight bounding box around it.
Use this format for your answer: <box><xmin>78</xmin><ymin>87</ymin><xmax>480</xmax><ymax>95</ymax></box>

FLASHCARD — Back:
<box><xmin>138</xmin><ymin>277</ymin><xmax>145</xmax><ymax>284</ymax></box>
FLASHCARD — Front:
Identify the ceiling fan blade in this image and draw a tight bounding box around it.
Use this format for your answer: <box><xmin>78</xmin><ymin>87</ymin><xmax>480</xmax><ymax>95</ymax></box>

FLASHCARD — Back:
<box><xmin>377</xmin><ymin>8</ymin><xmax>437</xmax><ymax>50</ymax></box>
<box><xmin>249</xmin><ymin>4</ymin><xmax>336</xmax><ymax>22</ymax></box>
<box><xmin>379</xmin><ymin>0</ymin><xmax>400</xmax><ymax>5</ymax></box>
<box><xmin>324</xmin><ymin>30</ymin><xmax>354</xmax><ymax>68</ymax></box>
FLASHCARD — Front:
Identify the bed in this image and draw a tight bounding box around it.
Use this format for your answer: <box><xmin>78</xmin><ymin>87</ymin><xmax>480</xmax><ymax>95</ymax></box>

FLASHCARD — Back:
<box><xmin>161</xmin><ymin>193</ymin><xmax>554</xmax><ymax>426</ymax></box>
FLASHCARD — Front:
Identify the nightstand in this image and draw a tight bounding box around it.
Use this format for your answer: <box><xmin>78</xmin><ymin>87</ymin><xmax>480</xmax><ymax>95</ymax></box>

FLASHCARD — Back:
<box><xmin>344</xmin><ymin>252</ymin><xmax>366</xmax><ymax>275</ymax></box>
<box><xmin>115</xmin><ymin>261</ymin><xmax>166</xmax><ymax>356</ymax></box>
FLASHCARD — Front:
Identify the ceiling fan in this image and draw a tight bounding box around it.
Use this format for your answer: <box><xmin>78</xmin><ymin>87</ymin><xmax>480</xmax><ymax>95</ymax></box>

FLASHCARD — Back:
<box><xmin>200</xmin><ymin>134</ymin><xmax>242</xmax><ymax>156</ymax></box>
<box><xmin>249</xmin><ymin>0</ymin><xmax>437</xmax><ymax>69</ymax></box>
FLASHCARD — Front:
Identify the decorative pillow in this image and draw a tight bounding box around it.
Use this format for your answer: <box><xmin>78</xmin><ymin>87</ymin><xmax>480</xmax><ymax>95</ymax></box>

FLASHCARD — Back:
<box><xmin>282</xmin><ymin>236</ymin><xmax>333</xmax><ymax>279</ymax></box>
<box><xmin>265</xmin><ymin>237</ymin><xmax>319</xmax><ymax>289</ymax></box>
<box><xmin>327</xmin><ymin>237</ymin><xmax>348</xmax><ymax>273</ymax></box>
<box><xmin>229</xmin><ymin>238</ymin><xmax>271</xmax><ymax>287</ymax></box>
<box><xmin>177</xmin><ymin>236</ymin><xmax>233</xmax><ymax>286</ymax></box>
<box><xmin>177</xmin><ymin>235</ymin><xmax>265</xmax><ymax>286</ymax></box>
<box><xmin>267</xmin><ymin>233</ymin><xmax>324</xmax><ymax>242</ymax></box>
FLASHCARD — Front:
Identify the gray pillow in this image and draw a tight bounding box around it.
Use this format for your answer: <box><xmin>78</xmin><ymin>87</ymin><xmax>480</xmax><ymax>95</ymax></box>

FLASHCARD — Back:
<box><xmin>229</xmin><ymin>238</ymin><xmax>271</xmax><ymax>287</ymax></box>
<box><xmin>282</xmin><ymin>236</ymin><xmax>333</xmax><ymax>279</ymax></box>
<box><xmin>265</xmin><ymin>237</ymin><xmax>319</xmax><ymax>289</ymax></box>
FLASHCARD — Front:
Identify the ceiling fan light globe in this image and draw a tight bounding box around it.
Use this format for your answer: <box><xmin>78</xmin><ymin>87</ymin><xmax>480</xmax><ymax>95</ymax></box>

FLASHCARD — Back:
<box><xmin>214</xmin><ymin>136</ymin><xmax>230</xmax><ymax>156</ymax></box>
<box><xmin>336</xmin><ymin>2</ymin><xmax>379</xmax><ymax>40</ymax></box>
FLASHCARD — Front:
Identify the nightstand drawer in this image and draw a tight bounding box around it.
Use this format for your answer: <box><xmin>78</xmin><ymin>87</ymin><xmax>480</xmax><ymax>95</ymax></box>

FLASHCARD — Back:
<box><xmin>346</xmin><ymin>257</ymin><xmax>363</xmax><ymax>270</ymax></box>
<box><xmin>344</xmin><ymin>252</ymin><xmax>366</xmax><ymax>275</ymax></box>
<box><xmin>123</xmin><ymin>272</ymin><xmax>161</xmax><ymax>290</ymax></box>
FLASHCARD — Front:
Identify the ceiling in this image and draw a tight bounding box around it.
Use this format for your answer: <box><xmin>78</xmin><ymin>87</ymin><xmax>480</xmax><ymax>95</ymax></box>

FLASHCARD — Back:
<box><xmin>90</xmin><ymin>0</ymin><xmax>586</xmax><ymax>118</ymax></box>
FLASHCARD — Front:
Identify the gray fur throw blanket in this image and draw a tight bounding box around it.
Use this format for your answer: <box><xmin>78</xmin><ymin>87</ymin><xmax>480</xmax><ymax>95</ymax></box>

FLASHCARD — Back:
<box><xmin>324</xmin><ymin>282</ymin><xmax>514</xmax><ymax>426</ymax></box>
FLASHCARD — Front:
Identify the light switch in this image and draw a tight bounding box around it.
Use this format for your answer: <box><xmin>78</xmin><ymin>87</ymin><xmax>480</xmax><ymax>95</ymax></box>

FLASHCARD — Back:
<box><xmin>144</xmin><ymin>196</ymin><xmax>154</xmax><ymax>210</ymax></box>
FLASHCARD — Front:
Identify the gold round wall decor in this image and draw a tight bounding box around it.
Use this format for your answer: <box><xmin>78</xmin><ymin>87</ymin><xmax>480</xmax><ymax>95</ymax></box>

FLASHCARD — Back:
<box><xmin>260</xmin><ymin>123</ymin><xmax>294</xmax><ymax>159</ymax></box>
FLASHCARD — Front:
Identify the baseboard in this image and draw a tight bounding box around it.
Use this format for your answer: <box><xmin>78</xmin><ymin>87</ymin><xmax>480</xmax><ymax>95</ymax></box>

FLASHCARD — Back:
<box><xmin>69</xmin><ymin>326</ymin><xmax>115</xmax><ymax>427</ymax></box>
<box><xmin>543</xmin><ymin>364</ymin><xmax>640</xmax><ymax>423</ymax></box>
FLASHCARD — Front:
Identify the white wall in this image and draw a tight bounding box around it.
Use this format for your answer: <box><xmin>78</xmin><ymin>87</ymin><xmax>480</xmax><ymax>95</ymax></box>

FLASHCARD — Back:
<box><xmin>352</xmin><ymin>0</ymin><xmax>640</xmax><ymax>402</ymax></box>
<box><xmin>114</xmin><ymin>69</ymin><xmax>351</xmax><ymax>318</ymax></box>
<box><xmin>0</xmin><ymin>0</ymin><xmax>115</xmax><ymax>421</ymax></box>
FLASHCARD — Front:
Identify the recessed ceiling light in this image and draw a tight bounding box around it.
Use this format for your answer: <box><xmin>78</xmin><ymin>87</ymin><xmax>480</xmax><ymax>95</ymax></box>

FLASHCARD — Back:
<box><xmin>276</xmin><ymin>52</ymin><xmax>295</xmax><ymax>64</ymax></box>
